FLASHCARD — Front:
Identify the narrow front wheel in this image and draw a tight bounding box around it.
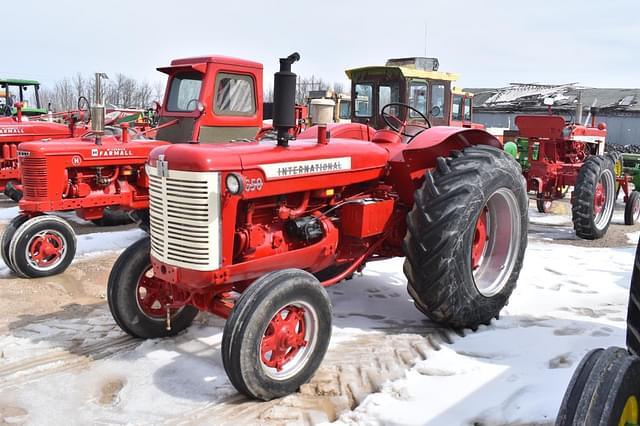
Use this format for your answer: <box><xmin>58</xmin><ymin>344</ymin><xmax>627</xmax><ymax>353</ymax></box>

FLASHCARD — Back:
<box><xmin>221</xmin><ymin>269</ymin><xmax>332</xmax><ymax>400</ymax></box>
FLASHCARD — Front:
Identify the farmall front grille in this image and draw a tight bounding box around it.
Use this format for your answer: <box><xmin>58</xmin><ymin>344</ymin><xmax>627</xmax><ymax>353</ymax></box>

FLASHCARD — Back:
<box><xmin>147</xmin><ymin>165</ymin><xmax>221</xmax><ymax>271</ymax></box>
<box><xmin>21</xmin><ymin>157</ymin><xmax>48</xmax><ymax>199</ymax></box>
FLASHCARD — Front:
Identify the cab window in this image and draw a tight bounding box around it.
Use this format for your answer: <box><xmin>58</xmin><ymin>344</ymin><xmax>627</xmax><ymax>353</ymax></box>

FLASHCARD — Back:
<box><xmin>431</xmin><ymin>84</ymin><xmax>445</xmax><ymax>118</ymax></box>
<box><xmin>166</xmin><ymin>72</ymin><xmax>203</xmax><ymax>112</ymax></box>
<box><xmin>355</xmin><ymin>84</ymin><xmax>373</xmax><ymax>117</ymax></box>
<box><xmin>452</xmin><ymin>95</ymin><xmax>463</xmax><ymax>121</ymax></box>
<box><xmin>464</xmin><ymin>98</ymin><xmax>472</xmax><ymax>121</ymax></box>
<box><xmin>214</xmin><ymin>73</ymin><xmax>256</xmax><ymax>115</ymax></box>
<box><xmin>408</xmin><ymin>81</ymin><xmax>427</xmax><ymax>117</ymax></box>
<box><xmin>378</xmin><ymin>84</ymin><xmax>400</xmax><ymax>114</ymax></box>
<box><xmin>338</xmin><ymin>100</ymin><xmax>351</xmax><ymax>120</ymax></box>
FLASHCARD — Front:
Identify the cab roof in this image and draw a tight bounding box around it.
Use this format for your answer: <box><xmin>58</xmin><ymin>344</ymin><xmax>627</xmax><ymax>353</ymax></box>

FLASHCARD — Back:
<box><xmin>345</xmin><ymin>65</ymin><xmax>459</xmax><ymax>82</ymax></box>
<box><xmin>0</xmin><ymin>78</ymin><xmax>40</xmax><ymax>86</ymax></box>
<box><xmin>157</xmin><ymin>55</ymin><xmax>263</xmax><ymax>74</ymax></box>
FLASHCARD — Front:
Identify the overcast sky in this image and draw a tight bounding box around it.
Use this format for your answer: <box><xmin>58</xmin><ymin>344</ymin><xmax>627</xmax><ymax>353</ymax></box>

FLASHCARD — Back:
<box><xmin>5</xmin><ymin>0</ymin><xmax>639</xmax><ymax>92</ymax></box>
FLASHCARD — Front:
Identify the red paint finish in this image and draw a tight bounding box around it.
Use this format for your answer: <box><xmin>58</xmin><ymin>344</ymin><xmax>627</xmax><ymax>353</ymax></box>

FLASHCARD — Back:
<box><xmin>261</xmin><ymin>306</ymin><xmax>307</xmax><ymax>371</ymax></box>
<box><xmin>472</xmin><ymin>208</ymin><xmax>488</xmax><ymax>270</ymax></box>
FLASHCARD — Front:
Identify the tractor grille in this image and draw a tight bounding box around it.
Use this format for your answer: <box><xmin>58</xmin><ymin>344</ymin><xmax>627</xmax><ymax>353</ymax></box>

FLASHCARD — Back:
<box><xmin>21</xmin><ymin>157</ymin><xmax>48</xmax><ymax>199</ymax></box>
<box><xmin>147</xmin><ymin>165</ymin><xmax>221</xmax><ymax>271</ymax></box>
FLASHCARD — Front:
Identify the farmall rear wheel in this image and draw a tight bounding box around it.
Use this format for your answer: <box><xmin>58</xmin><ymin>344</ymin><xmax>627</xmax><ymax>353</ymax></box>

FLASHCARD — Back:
<box><xmin>572</xmin><ymin>155</ymin><xmax>616</xmax><ymax>239</ymax></box>
<box><xmin>221</xmin><ymin>269</ymin><xmax>332</xmax><ymax>400</ymax></box>
<box><xmin>403</xmin><ymin>145</ymin><xmax>528</xmax><ymax>328</ymax></box>
<box><xmin>556</xmin><ymin>347</ymin><xmax>640</xmax><ymax>426</ymax></box>
<box><xmin>1</xmin><ymin>214</ymin><xmax>30</xmax><ymax>273</ymax></box>
<box><xmin>8</xmin><ymin>215</ymin><xmax>76</xmax><ymax>278</ymax></box>
<box><xmin>107</xmin><ymin>237</ymin><xmax>197</xmax><ymax>338</ymax></box>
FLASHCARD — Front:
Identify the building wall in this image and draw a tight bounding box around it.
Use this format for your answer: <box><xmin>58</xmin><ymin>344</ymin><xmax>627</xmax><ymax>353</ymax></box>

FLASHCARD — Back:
<box><xmin>474</xmin><ymin>112</ymin><xmax>640</xmax><ymax>145</ymax></box>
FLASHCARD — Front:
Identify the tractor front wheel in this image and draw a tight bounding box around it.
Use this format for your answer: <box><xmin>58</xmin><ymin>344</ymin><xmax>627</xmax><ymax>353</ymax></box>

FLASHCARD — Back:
<box><xmin>403</xmin><ymin>145</ymin><xmax>528</xmax><ymax>328</ymax></box>
<box><xmin>572</xmin><ymin>155</ymin><xmax>616</xmax><ymax>239</ymax></box>
<box><xmin>625</xmin><ymin>191</ymin><xmax>640</xmax><ymax>226</ymax></box>
<box><xmin>8</xmin><ymin>215</ymin><xmax>76</xmax><ymax>278</ymax></box>
<box><xmin>107</xmin><ymin>237</ymin><xmax>197</xmax><ymax>338</ymax></box>
<box><xmin>556</xmin><ymin>347</ymin><xmax>640</xmax><ymax>426</ymax></box>
<box><xmin>221</xmin><ymin>269</ymin><xmax>332</xmax><ymax>400</ymax></box>
<box><xmin>91</xmin><ymin>207</ymin><xmax>134</xmax><ymax>227</ymax></box>
<box><xmin>1</xmin><ymin>214</ymin><xmax>30</xmax><ymax>273</ymax></box>
<box><xmin>536</xmin><ymin>196</ymin><xmax>552</xmax><ymax>213</ymax></box>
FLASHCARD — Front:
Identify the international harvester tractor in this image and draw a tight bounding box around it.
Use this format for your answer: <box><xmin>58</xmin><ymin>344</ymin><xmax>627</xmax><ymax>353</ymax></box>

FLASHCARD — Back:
<box><xmin>3</xmin><ymin>55</ymin><xmax>267</xmax><ymax>278</ymax></box>
<box><xmin>510</xmin><ymin>110</ymin><xmax>638</xmax><ymax>240</ymax></box>
<box><xmin>107</xmin><ymin>53</ymin><xmax>529</xmax><ymax>400</ymax></box>
<box><xmin>346</xmin><ymin>57</ymin><xmax>480</xmax><ymax>130</ymax></box>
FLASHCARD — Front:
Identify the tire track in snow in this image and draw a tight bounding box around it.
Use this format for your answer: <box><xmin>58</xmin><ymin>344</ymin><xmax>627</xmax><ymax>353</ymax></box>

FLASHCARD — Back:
<box><xmin>0</xmin><ymin>335</ymin><xmax>139</xmax><ymax>389</ymax></box>
<box><xmin>163</xmin><ymin>327</ymin><xmax>462</xmax><ymax>426</ymax></box>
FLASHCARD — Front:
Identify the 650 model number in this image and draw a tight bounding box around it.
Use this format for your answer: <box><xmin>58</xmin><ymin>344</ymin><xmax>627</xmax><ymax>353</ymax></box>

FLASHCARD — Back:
<box><xmin>245</xmin><ymin>177</ymin><xmax>263</xmax><ymax>192</ymax></box>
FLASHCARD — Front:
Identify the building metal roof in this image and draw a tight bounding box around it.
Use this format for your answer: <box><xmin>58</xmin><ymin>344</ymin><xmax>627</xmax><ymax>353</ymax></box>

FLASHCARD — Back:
<box><xmin>465</xmin><ymin>84</ymin><xmax>640</xmax><ymax>113</ymax></box>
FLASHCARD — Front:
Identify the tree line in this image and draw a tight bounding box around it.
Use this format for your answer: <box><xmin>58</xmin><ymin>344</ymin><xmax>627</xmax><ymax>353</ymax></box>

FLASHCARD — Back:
<box><xmin>40</xmin><ymin>74</ymin><xmax>165</xmax><ymax>112</ymax></box>
<box><xmin>41</xmin><ymin>73</ymin><xmax>348</xmax><ymax>112</ymax></box>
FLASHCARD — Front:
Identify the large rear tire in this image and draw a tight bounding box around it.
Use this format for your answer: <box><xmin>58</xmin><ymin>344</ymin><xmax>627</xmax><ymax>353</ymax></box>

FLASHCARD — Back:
<box><xmin>221</xmin><ymin>269</ymin><xmax>332</xmax><ymax>400</ymax></box>
<box><xmin>625</xmin><ymin>191</ymin><xmax>640</xmax><ymax>226</ymax></box>
<box><xmin>556</xmin><ymin>347</ymin><xmax>640</xmax><ymax>426</ymax></box>
<box><xmin>628</xmin><ymin>236</ymin><xmax>640</xmax><ymax>357</ymax></box>
<box><xmin>572</xmin><ymin>156</ymin><xmax>616</xmax><ymax>240</ymax></box>
<box><xmin>107</xmin><ymin>237</ymin><xmax>198</xmax><ymax>338</ymax></box>
<box><xmin>403</xmin><ymin>145</ymin><xmax>528</xmax><ymax>328</ymax></box>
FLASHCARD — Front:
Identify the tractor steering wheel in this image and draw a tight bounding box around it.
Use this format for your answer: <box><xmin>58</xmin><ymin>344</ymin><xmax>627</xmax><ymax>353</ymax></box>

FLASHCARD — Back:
<box><xmin>185</xmin><ymin>98</ymin><xmax>199</xmax><ymax>112</ymax></box>
<box><xmin>381</xmin><ymin>102</ymin><xmax>432</xmax><ymax>140</ymax></box>
<box><xmin>77</xmin><ymin>96</ymin><xmax>91</xmax><ymax>122</ymax></box>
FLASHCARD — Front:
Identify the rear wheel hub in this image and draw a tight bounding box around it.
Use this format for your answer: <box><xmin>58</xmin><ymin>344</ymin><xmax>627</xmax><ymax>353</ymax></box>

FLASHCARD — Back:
<box><xmin>594</xmin><ymin>182</ymin><xmax>606</xmax><ymax>214</ymax></box>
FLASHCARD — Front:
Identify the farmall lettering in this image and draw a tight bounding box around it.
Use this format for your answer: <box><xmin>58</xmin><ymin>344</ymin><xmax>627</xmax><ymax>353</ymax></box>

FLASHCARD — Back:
<box><xmin>0</xmin><ymin>127</ymin><xmax>25</xmax><ymax>135</ymax></box>
<box><xmin>90</xmin><ymin>147</ymin><xmax>133</xmax><ymax>157</ymax></box>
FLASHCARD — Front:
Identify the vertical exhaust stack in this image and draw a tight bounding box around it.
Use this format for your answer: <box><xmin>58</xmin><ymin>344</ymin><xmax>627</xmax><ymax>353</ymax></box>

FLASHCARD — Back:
<box><xmin>91</xmin><ymin>73</ymin><xmax>109</xmax><ymax>145</ymax></box>
<box><xmin>273</xmin><ymin>52</ymin><xmax>300</xmax><ymax>147</ymax></box>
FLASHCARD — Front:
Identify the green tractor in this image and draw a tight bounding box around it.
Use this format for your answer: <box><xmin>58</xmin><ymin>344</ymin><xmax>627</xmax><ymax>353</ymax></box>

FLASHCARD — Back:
<box><xmin>0</xmin><ymin>78</ymin><xmax>48</xmax><ymax>117</ymax></box>
<box><xmin>556</xmin><ymin>238</ymin><xmax>640</xmax><ymax>425</ymax></box>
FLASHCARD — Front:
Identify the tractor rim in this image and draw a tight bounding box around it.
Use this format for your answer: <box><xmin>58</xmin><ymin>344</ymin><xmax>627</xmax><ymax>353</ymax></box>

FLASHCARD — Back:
<box><xmin>594</xmin><ymin>170</ymin><xmax>615</xmax><ymax>230</ymax></box>
<box><xmin>472</xmin><ymin>188</ymin><xmax>521</xmax><ymax>297</ymax></box>
<box><xmin>25</xmin><ymin>230</ymin><xmax>67</xmax><ymax>271</ymax></box>
<box><xmin>135</xmin><ymin>266</ymin><xmax>184</xmax><ymax>320</ymax></box>
<box><xmin>259</xmin><ymin>300</ymin><xmax>318</xmax><ymax>381</ymax></box>
<box><xmin>619</xmin><ymin>395</ymin><xmax>639</xmax><ymax>426</ymax></box>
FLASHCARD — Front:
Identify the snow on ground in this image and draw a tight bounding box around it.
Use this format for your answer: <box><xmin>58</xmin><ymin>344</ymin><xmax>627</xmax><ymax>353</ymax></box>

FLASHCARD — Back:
<box><xmin>334</xmin><ymin>243</ymin><xmax>632</xmax><ymax>426</ymax></box>
<box><xmin>0</xmin><ymin>240</ymin><xmax>634</xmax><ymax>425</ymax></box>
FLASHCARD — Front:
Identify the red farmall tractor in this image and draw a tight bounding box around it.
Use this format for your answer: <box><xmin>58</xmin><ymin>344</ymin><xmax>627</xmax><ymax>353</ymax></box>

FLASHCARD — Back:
<box><xmin>3</xmin><ymin>56</ymin><xmax>266</xmax><ymax>278</ymax></box>
<box><xmin>0</xmin><ymin>98</ymin><xmax>93</xmax><ymax>196</ymax></box>
<box><xmin>107</xmin><ymin>53</ymin><xmax>529</xmax><ymax>400</ymax></box>
<box><xmin>513</xmin><ymin>112</ymin><xmax>637</xmax><ymax>239</ymax></box>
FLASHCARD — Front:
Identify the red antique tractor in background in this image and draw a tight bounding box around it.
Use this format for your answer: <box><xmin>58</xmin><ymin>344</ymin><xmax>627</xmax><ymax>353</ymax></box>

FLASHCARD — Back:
<box><xmin>512</xmin><ymin>113</ymin><xmax>638</xmax><ymax>239</ymax></box>
<box><xmin>3</xmin><ymin>55</ymin><xmax>268</xmax><ymax>278</ymax></box>
<box><xmin>107</xmin><ymin>52</ymin><xmax>529</xmax><ymax>400</ymax></box>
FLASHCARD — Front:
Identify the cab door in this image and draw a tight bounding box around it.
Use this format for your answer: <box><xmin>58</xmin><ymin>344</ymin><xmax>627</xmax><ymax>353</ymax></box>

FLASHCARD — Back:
<box><xmin>428</xmin><ymin>80</ymin><xmax>450</xmax><ymax>127</ymax></box>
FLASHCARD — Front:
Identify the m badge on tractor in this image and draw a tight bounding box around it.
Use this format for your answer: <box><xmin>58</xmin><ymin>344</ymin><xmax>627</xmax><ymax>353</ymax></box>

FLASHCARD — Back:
<box><xmin>107</xmin><ymin>53</ymin><xmax>529</xmax><ymax>401</ymax></box>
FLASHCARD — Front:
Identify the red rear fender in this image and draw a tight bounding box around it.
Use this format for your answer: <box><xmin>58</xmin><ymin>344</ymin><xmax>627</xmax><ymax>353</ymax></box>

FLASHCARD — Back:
<box><xmin>388</xmin><ymin>127</ymin><xmax>501</xmax><ymax>204</ymax></box>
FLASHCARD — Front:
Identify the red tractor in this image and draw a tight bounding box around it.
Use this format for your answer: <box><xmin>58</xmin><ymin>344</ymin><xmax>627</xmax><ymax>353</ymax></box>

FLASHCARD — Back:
<box><xmin>512</xmin><ymin>113</ymin><xmax>637</xmax><ymax>239</ymax></box>
<box><xmin>0</xmin><ymin>99</ymin><xmax>92</xmax><ymax>195</ymax></box>
<box><xmin>107</xmin><ymin>53</ymin><xmax>529</xmax><ymax>400</ymax></box>
<box><xmin>3</xmin><ymin>56</ymin><xmax>267</xmax><ymax>278</ymax></box>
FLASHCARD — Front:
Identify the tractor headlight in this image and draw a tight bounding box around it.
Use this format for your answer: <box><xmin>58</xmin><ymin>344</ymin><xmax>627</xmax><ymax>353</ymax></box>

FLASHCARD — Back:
<box><xmin>225</xmin><ymin>173</ymin><xmax>243</xmax><ymax>195</ymax></box>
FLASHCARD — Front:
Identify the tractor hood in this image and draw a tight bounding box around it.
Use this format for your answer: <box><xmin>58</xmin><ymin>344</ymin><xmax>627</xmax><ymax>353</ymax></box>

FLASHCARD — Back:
<box><xmin>18</xmin><ymin>137</ymin><xmax>168</xmax><ymax>164</ymax></box>
<box><xmin>147</xmin><ymin>139</ymin><xmax>390</xmax><ymax>176</ymax></box>
<box><xmin>0</xmin><ymin>120</ymin><xmax>71</xmax><ymax>143</ymax></box>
